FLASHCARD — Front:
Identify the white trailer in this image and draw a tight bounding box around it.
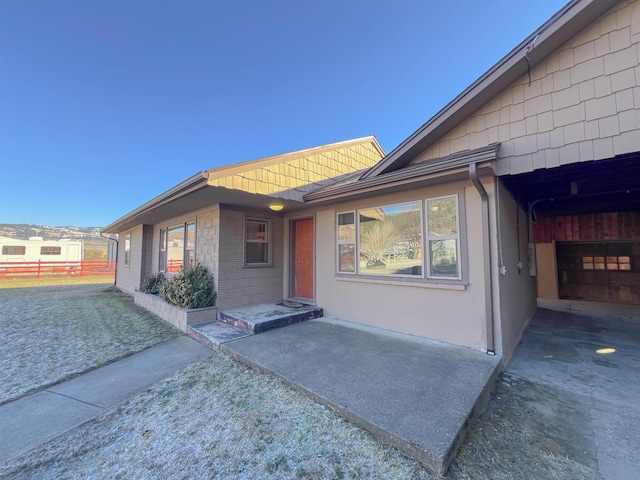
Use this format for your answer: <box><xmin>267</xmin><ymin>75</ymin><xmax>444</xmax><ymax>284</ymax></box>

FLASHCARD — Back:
<box><xmin>0</xmin><ymin>236</ymin><xmax>84</xmax><ymax>263</ymax></box>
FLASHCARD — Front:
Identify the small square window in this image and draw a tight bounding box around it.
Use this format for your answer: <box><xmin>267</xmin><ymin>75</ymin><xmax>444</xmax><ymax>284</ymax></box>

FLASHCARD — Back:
<box><xmin>245</xmin><ymin>218</ymin><xmax>270</xmax><ymax>265</ymax></box>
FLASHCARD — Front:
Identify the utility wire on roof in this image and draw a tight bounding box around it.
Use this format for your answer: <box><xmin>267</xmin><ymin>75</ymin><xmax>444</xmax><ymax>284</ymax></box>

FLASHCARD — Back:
<box><xmin>525</xmin><ymin>34</ymin><xmax>540</xmax><ymax>86</ymax></box>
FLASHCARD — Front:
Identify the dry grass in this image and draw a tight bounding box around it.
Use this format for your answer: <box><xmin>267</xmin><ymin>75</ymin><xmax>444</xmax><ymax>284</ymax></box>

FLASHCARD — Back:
<box><xmin>1</xmin><ymin>353</ymin><xmax>433</xmax><ymax>480</ymax></box>
<box><xmin>0</xmin><ymin>284</ymin><xmax>179</xmax><ymax>405</ymax></box>
<box><xmin>0</xmin><ymin>275</ymin><xmax>114</xmax><ymax>289</ymax></box>
<box><xmin>0</xmin><ymin>285</ymin><xmax>601</xmax><ymax>479</ymax></box>
<box><xmin>449</xmin><ymin>374</ymin><xmax>600</xmax><ymax>480</ymax></box>
<box><xmin>0</xmin><ymin>364</ymin><xmax>601</xmax><ymax>480</ymax></box>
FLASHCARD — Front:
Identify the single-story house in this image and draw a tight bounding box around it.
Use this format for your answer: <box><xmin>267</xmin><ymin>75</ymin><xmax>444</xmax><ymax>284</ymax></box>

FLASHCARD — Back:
<box><xmin>103</xmin><ymin>0</ymin><xmax>640</xmax><ymax>363</ymax></box>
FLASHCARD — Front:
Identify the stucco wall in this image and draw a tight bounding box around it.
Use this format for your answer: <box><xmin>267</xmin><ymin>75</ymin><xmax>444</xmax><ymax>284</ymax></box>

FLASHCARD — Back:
<box><xmin>412</xmin><ymin>0</ymin><xmax>640</xmax><ymax>174</ymax></box>
<box><xmin>216</xmin><ymin>208</ymin><xmax>284</xmax><ymax>309</ymax></box>
<box><xmin>495</xmin><ymin>181</ymin><xmax>538</xmax><ymax>362</ymax></box>
<box><xmin>116</xmin><ymin>225</ymin><xmax>144</xmax><ymax>294</ymax></box>
<box><xmin>312</xmin><ymin>181</ymin><xmax>491</xmax><ymax>351</ymax></box>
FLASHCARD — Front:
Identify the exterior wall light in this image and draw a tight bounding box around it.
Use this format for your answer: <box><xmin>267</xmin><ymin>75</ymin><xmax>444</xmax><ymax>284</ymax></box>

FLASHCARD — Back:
<box><xmin>596</xmin><ymin>348</ymin><xmax>616</xmax><ymax>354</ymax></box>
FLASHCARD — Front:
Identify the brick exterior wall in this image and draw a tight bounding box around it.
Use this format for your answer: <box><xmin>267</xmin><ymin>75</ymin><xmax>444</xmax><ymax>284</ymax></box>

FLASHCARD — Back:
<box><xmin>216</xmin><ymin>208</ymin><xmax>284</xmax><ymax>308</ymax></box>
<box><xmin>134</xmin><ymin>291</ymin><xmax>217</xmax><ymax>332</ymax></box>
<box><xmin>135</xmin><ymin>205</ymin><xmax>283</xmax><ymax>309</ymax></box>
<box><xmin>412</xmin><ymin>0</ymin><xmax>640</xmax><ymax>175</ymax></box>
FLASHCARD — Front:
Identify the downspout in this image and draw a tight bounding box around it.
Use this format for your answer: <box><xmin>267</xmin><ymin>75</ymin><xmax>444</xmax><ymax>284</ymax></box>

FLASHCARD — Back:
<box><xmin>100</xmin><ymin>233</ymin><xmax>118</xmax><ymax>288</ymax></box>
<box><xmin>469</xmin><ymin>163</ymin><xmax>495</xmax><ymax>355</ymax></box>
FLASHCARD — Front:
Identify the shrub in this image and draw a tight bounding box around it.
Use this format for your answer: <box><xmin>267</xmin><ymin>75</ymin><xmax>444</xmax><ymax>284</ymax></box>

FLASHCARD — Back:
<box><xmin>159</xmin><ymin>263</ymin><xmax>217</xmax><ymax>309</ymax></box>
<box><xmin>139</xmin><ymin>272</ymin><xmax>166</xmax><ymax>294</ymax></box>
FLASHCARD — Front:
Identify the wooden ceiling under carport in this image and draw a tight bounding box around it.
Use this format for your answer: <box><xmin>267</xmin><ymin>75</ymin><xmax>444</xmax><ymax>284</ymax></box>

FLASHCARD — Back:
<box><xmin>500</xmin><ymin>152</ymin><xmax>640</xmax><ymax>217</ymax></box>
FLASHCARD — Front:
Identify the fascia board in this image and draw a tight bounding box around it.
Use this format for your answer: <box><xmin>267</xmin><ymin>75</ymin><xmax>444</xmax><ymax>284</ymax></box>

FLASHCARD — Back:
<box><xmin>304</xmin><ymin>145</ymin><xmax>498</xmax><ymax>203</ymax></box>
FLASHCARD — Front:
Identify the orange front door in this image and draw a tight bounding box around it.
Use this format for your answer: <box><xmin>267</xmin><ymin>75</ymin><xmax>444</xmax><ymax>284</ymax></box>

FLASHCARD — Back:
<box><xmin>293</xmin><ymin>218</ymin><xmax>314</xmax><ymax>298</ymax></box>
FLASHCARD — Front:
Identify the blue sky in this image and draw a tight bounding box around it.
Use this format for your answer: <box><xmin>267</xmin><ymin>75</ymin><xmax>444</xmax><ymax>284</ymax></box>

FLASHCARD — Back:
<box><xmin>0</xmin><ymin>0</ymin><xmax>567</xmax><ymax>227</ymax></box>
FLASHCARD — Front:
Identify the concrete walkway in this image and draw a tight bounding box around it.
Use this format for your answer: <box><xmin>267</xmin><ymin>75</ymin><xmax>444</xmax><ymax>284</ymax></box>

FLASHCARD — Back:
<box><xmin>222</xmin><ymin>317</ymin><xmax>502</xmax><ymax>474</ymax></box>
<box><xmin>0</xmin><ymin>336</ymin><xmax>212</xmax><ymax>464</ymax></box>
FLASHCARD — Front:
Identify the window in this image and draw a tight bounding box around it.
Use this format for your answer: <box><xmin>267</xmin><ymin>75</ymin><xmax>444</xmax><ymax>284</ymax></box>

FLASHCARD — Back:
<box><xmin>167</xmin><ymin>225</ymin><xmax>184</xmax><ymax>272</ymax></box>
<box><xmin>337</xmin><ymin>212</ymin><xmax>356</xmax><ymax>273</ymax></box>
<box><xmin>583</xmin><ymin>256</ymin><xmax>631</xmax><ymax>271</ymax></box>
<box><xmin>335</xmin><ymin>194</ymin><xmax>462</xmax><ymax>281</ymax></box>
<box><xmin>245</xmin><ymin>218</ymin><xmax>269</xmax><ymax>265</ymax></box>
<box><xmin>359</xmin><ymin>202</ymin><xmax>422</xmax><ymax>276</ymax></box>
<box><xmin>2</xmin><ymin>246</ymin><xmax>26</xmax><ymax>255</ymax></box>
<box><xmin>159</xmin><ymin>222</ymin><xmax>197</xmax><ymax>273</ymax></box>
<box><xmin>40</xmin><ymin>246</ymin><xmax>61</xmax><ymax>255</ymax></box>
<box><xmin>159</xmin><ymin>229</ymin><xmax>167</xmax><ymax>272</ymax></box>
<box><xmin>426</xmin><ymin>195</ymin><xmax>460</xmax><ymax>279</ymax></box>
<box><xmin>124</xmin><ymin>234</ymin><xmax>131</xmax><ymax>266</ymax></box>
<box><xmin>186</xmin><ymin>222</ymin><xmax>196</xmax><ymax>267</ymax></box>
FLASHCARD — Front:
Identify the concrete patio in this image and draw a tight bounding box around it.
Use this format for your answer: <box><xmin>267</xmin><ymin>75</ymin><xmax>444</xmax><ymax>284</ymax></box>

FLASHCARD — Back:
<box><xmin>221</xmin><ymin>316</ymin><xmax>502</xmax><ymax>474</ymax></box>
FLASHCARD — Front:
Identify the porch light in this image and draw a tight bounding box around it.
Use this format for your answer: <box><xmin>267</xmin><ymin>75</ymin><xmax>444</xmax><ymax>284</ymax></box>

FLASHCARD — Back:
<box><xmin>596</xmin><ymin>348</ymin><xmax>616</xmax><ymax>354</ymax></box>
<box><xmin>269</xmin><ymin>204</ymin><xmax>284</xmax><ymax>211</ymax></box>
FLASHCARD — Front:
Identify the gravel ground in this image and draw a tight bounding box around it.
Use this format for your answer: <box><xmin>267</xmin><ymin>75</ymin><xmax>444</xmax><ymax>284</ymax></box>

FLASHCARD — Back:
<box><xmin>0</xmin><ymin>285</ymin><xmax>601</xmax><ymax>479</ymax></box>
<box><xmin>0</xmin><ymin>284</ymin><xmax>180</xmax><ymax>404</ymax></box>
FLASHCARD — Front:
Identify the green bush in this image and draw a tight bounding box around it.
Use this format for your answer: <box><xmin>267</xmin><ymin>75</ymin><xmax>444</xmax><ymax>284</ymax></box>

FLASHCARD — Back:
<box><xmin>139</xmin><ymin>272</ymin><xmax>166</xmax><ymax>294</ymax></box>
<box><xmin>159</xmin><ymin>263</ymin><xmax>217</xmax><ymax>309</ymax></box>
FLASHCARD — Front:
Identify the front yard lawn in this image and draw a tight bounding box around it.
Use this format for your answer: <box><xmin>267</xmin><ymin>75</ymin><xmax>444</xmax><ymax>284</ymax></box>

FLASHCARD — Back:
<box><xmin>0</xmin><ymin>284</ymin><xmax>180</xmax><ymax>405</ymax></box>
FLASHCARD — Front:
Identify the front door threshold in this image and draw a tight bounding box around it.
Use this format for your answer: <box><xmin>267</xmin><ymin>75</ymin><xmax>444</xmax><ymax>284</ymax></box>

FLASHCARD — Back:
<box><xmin>287</xmin><ymin>296</ymin><xmax>316</xmax><ymax>306</ymax></box>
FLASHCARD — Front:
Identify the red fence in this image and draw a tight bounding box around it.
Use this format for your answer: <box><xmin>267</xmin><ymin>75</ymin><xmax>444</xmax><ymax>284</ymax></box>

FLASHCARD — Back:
<box><xmin>0</xmin><ymin>260</ymin><xmax>116</xmax><ymax>279</ymax></box>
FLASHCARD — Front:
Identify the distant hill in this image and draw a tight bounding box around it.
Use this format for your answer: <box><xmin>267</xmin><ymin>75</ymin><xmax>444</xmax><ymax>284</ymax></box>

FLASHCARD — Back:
<box><xmin>0</xmin><ymin>224</ymin><xmax>107</xmax><ymax>242</ymax></box>
<box><xmin>0</xmin><ymin>224</ymin><xmax>112</xmax><ymax>260</ymax></box>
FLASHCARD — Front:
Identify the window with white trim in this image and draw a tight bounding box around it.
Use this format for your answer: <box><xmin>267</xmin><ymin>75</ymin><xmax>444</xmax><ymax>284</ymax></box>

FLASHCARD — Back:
<box><xmin>336</xmin><ymin>194</ymin><xmax>462</xmax><ymax>281</ymax></box>
<box><xmin>245</xmin><ymin>218</ymin><xmax>270</xmax><ymax>265</ymax></box>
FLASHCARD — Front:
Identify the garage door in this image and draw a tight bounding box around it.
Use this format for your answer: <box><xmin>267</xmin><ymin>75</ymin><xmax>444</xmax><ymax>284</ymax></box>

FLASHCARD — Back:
<box><xmin>557</xmin><ymin>242</ymin><xmax>640</xmax><ymax>304</ymax></box>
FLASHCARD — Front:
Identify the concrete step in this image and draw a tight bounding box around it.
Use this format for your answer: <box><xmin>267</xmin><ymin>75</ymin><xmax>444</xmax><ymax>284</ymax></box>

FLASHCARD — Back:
<box><xmin>187</xmin><ymin>321</ymin><xmax>250</xmax><ymax>351</ymax></box>
<box><xmin>219</xmin><ymin>302</ymin><xmax>323</xmax><ymax>334</ymax></box>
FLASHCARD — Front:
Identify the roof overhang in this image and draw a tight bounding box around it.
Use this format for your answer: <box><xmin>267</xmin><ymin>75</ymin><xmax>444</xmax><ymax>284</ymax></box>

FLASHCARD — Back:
<box><xmin>102</xmin><ymin>172</ymin><xmax>209</xmax><ymax>233</ymax></box>
<box><xmin>362</xmin><ymin>0</ymin><xmax>621</xmax><ymax>179</ymax></box>
<box><xmin>101</xmin><ymin>172</ymin><xmax>307</xmax><ymax>234</ymax></box>
<box><xmin>304</xmin><ymin>144</ymin><xmax>499</xmax><ymax>205</ymax></box>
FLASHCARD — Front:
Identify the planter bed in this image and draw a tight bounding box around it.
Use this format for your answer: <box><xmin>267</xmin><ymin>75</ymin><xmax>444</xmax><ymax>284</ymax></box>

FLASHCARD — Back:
<box><xmin>134</xmin><ymin>291</ymin><xmax>218</xmax><ymax>332</ymax></box>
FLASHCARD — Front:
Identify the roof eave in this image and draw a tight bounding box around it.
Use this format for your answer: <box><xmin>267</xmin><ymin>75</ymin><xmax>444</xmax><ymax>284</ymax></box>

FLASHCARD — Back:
<box><xmin>304</xmin><ymin>144</ymin><xmax>499</xmax><ymax>204</ymax></box>
<box><xmin>101</xmin><ymin>171</ymin><xmax>209</xmax><ymax>234</ymax></box>
<box><xmin>362</xmin><ymin>0</ymin><xmax>620</xmax><ymax>179</ymax></box>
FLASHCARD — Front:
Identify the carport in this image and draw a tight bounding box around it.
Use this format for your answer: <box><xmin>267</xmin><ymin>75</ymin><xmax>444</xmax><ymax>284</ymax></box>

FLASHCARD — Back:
<box><xmin>501</xmin><ymin>154</ymin><xmax>640</xmax><ymax>478</ymax></box>
<box><xmin>506</xmin><ymin>304</ymin><xmax>640</xmax><ymax>479</ymax></box>
<box><xmin>501</xmin><ymin>153</ymin><xmax>640</xmax><ymax>306</ymax></box>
